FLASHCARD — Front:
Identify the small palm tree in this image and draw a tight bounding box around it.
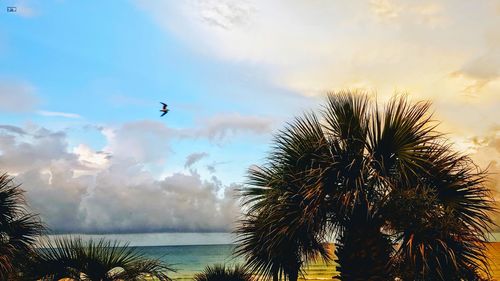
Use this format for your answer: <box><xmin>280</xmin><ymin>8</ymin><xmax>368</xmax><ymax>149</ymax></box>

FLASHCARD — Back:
<box><xmin>0</xmin><ymin>173</ymin><xmax>44</xmax><ymax>280</ymax></box>
<box><xmin>194</xmin><ymin>264</ymin><xmax>252</xmax><ymax>281</ymax></box>
<box><xmin>29</xmin><ymin>236</ymin><xmax>174</xmax><ymax>281</ymax></box>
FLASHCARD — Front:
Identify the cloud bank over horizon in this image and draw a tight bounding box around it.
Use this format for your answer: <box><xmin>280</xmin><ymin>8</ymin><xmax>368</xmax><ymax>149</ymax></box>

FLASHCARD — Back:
<box><xmin>0</xmin><ymin>119</ymin><xmax>271</xmax><ymax>233</ymax></box>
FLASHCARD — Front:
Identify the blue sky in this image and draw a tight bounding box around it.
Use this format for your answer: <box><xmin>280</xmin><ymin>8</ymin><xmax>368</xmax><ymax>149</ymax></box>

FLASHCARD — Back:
<box><xmin>0</xmin><ymin>0</ymin><xmax>313</xmax><ymax>180</ymax></box>
<box><xmin>0</xmin><ymin>0</ymin><xmax>499</xmax><ymax>232</ymax></box>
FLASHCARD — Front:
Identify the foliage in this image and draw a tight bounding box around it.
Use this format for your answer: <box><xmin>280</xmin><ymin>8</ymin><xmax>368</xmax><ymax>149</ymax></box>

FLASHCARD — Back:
<box><xmin>235</xmin><ymin>91</ymin><xmax>495</xmax><ymax>281</ymax></box>
<box><xmin>0</xmin><ymin>173</ymin><xmax>44</xmax><ymax>280</ymax></box>
<box><xmin>235</xmin><ymin>112</ymin><xmax>332</xmax><ymax>281</ymax></box>
<box><xmin>193</xmin><ymin>264</ymin><xmax>253</xmax><ymax>281</ymax></box>
<box><xmin>29</xmin><ymin>236</ymin><xmax>174</xmax><ymax>281</ymax></box>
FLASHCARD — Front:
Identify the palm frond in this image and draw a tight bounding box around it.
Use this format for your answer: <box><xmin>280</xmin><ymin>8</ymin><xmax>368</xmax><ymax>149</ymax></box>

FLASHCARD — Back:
<box><xmin>0</xmin><ymin>173</ymin><xmax>44</xmax><ymax>280</ymax></box>
<box><xmin>194</xmin><ymin>264</ymin><xmax>253</xmax><ymax>281</ymax></box>
<box><xmin>367</xmin><ymin>95</ymin><xmax>438</xmax><ymax>181</ymax></box>
<box><xmin>31</xmin><ymin>236</ymin><xmax>174</xmax><ymax>281</ymax></box>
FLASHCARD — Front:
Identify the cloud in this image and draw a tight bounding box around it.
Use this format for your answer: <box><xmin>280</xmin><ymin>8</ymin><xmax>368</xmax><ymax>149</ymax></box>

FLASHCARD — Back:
<box><xmin>101</xmin><ymin>114</ymin><xmax>273</xmax><ymax>147</ymax></box>
<box><xmin>185</xmin><ymin>152</ymin><xmax>209</xmax><ymax>168</ymax></box>
<box><xmin>0</xmin><ymin>79</ymin><xmax>38</xmax><ymax>112</ymax></box>
<box><xmin>136</xmin><ymin>2</ymin><xmax>500</xmax><ymax>218</ymax></box>
<box><xmin>136</xmin><ymin>0</ymin><xmax>500</xmax><ymax>141</ymax></box>
<box><xmin>199</xmin><ymin>113</ymin><xmax>273</xmax><ymax>142</ymax></box>
<box><xmin>100</xmin><ymin>113</ymin><xmax>272</xmax><ymax>150</ymax></box>
<box><xmin>465</xmin><ymin>126</ymin><xmax>500</xmax><ymax>231</ymax></box>
<box><xmin>197</xmin><ymin>0</ymin><xmax>255</xmax><ymax>30</ymax></box>
<box><xmin>81</xmin><ymin>114</ymin><xmax>271</xmax><ymax>172</ymax></box>
<box><xmin>0</xmin><ymin>125</ymin><xmax>27</xmax><ymax>135</ymax></box>
<box><xmin>451</xmin><ymin>40</ymin><xmax>500</xmax><ymax>94</ymax></box>
<box><xmin>135</xmin><ymin>0</ymin><xmax>464</xmax><ymax>97</ymax></box>
<box><xmin>0</xmin><ymin>126</ymin><xmax>80</xmax><ymax>174</ymax></box>
<box><xmin>206</xmin><ymin>161</ymin><xmax>230</xmax><ymax>174</ymax></box>
<box><xmin>79</xmin><ymin>171</ymin><xmax>240</xmax><ymax>233</ymax></box>
<box><xmin>0</xmin><ymin>123</ymin><xmax>242</xmax><ymax>233</ymax></box>
<box><xmin>206</xmin><ymin>164</ymin><xmax>216</xmax><ymax>173</ymax></box>
<box><xmin>369</xmin><ymin>0</ymin><xmax>400</xmax><ymax>22</ymax></box>
<box><xmin>102</xmin><ymin>120</ymin><xmax>173</xmax><ymax>165</ymax></box>
<box><xmin>37</xmin><ymin>111</ymin><xmax>82</xmax><ymax>119</ymax></box>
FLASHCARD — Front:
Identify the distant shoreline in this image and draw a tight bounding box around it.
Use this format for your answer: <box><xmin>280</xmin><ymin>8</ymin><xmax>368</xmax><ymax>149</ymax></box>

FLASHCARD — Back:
<box><xmin>43</xmin><ymin>232</ymin><xmax>500</xmax><ymax>247</ymax></box>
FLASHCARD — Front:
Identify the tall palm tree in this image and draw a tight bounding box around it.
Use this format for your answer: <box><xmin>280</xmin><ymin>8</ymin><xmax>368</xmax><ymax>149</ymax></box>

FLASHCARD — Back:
<box><xmin>0</xmin><ymin>173</ymin><xmax>44</xmax><ymax>280</ymax></box>
<box><xmin>236</xmin><ymin>91</ymin><xmax>494</xmax><ymax>280</ymax></box>
<box><xmin>29</xmin><ymin>236</ymin><xmax>174</xmax><ymax>281</ymax></box>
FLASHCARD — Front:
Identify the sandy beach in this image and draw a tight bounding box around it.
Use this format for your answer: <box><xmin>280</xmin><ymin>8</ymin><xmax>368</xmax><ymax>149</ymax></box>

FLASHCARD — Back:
<box><xmin>300</xmin><ymin>242</ymin><xmax>500</xmax><ymax>281</ymax></box>
<box><xmin>486</xmin><ymin>243</ymin><xmax>500</xmax><ymax>280</ymax></box>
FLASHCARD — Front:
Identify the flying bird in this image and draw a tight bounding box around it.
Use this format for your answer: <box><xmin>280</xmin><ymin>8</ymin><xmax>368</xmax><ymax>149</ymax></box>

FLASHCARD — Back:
<box><xmin>160</xmin><ymin>102</ymin><xmax>169</xmax><ymax>117</ymax></box>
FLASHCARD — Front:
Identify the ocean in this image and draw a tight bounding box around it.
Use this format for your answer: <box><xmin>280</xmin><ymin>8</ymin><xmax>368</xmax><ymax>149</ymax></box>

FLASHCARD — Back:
<box><xmin>133</xmin><ymin>244</ymin><xmax>242</xmax><ymax>280</ymax></box>
<box><xmin>45</xmin><ymin>232</ymin><xmax>500</xmax><ymax>280</ymax></box>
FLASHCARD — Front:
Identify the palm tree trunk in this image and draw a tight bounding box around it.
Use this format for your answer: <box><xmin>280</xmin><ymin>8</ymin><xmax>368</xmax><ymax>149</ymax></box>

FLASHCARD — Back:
<box><xmin>288</xmin><ymin>268</ymin><xmax>299</xmax><ymax>281</ymax></box>
<box><xmin>335</xmin><ymin>202</ymin><xmax>393</xmax><ymax>281</ymax></box>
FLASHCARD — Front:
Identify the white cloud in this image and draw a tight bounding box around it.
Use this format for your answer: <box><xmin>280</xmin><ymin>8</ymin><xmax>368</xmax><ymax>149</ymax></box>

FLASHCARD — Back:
<box><xmin>450</xmin><ymin>27</ymin><xmax>500</xmax><ymax>95</ymax></box>
<box><xmin>38</xmin><ymin>110</ymin><xmax>82</xmax><ymax>119</ymax></box>
<box><xmin>79</xmin><ymin>170</ymin><xmax>240</xmax><ymax>233</ymax></box>
<box><xmin>72</xmin><ymin>144</ymin><xmax>110</xmax><ymax>176</ymax></box>
<box><xmin>198</xmin><ymin>113</ymin><xmax>273</xmax><ymax>142</ymax></box>
<box><xmin>370</xmin><ymin>0</ymin><xmax>400</xmax><ymax>22</ymax></box>
<box><xmin>0</xmin><ymin>123</ymin><xmax>243</xmax><ymax>233</ymax></box>
<box><xmin>196</xmin><ymin>0</ymin><xmax>255</xmax><ymax>30</ymax></box>
<box><xmin>102</xmin><ymin>120</ymin><xmax>173</xmax><ymax>165</ymax></box>
<box><xmin>0</xmin><ymin>126</ymin><xmax>79</xmax><ymax>173</ymax></box>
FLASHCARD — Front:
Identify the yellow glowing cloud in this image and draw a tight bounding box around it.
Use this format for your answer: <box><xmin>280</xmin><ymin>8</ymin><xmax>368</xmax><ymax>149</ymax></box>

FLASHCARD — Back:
<box><xmin>137</xmin><ymin>0</ymin><xmax>500</xmax><ymax>223</ymax></box>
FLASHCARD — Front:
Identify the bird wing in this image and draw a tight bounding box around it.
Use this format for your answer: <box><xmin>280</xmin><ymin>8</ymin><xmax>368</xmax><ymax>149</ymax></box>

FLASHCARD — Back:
<box><xmin>161</xmin><ymin>111</ymin><xmax>167</xmax><ymax>117</ymax></box>
<box><xmin>160</xmin><ymin>102</ymin><xmax>167</xmax><ymax>109</ymax></box>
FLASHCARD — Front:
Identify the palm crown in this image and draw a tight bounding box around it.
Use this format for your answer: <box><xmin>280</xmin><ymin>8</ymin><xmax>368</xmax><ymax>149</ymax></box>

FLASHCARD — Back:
<box><xmin>0</xmin><ymin>173</ymin><xmax>44</xmax><ymax>280</ymax></box>
<box><xmin>29</xmin><ymin>237</ymin><xmax>174</xmax><ymax>281</ymax></box>
<box><xmin>236</xmin><ymin>91</ymin><xmax>495</xmax><ymax>281</ymax></box>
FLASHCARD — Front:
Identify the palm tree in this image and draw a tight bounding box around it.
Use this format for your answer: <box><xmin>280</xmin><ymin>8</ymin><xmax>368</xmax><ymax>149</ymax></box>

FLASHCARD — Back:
<box><xmin>194</xmin><ymin>264</ymin><xmax>252</xmax><ymax>281</ymax></box>
<box><xmin>0</xmin><ymin>173</ymin><xmax>44</xmax><ymax>280</ymax></box>
<box><xmin>29</xmin><ymin>236</ymin><xmax>174</xmax><ymax>281</ymax></box>
<box><xmin>235</xmin><ymin>112</ymin><xmax>333</xmax><ymax>281</ymax></box>
<box><xmin>236</xmin><ymin>91</ymin><xmax>495</xmax><ymax>280</ymax></box>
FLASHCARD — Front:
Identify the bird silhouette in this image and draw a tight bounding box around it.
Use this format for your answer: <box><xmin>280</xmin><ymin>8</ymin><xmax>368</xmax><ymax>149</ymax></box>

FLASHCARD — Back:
<box><xmin>160</xmin><ymin>102</ymin><xmax>169</xmax><ymax>117</ymax></box>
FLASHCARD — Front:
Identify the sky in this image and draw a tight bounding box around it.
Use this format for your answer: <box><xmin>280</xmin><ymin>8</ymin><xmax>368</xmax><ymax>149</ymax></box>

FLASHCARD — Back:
<box><xmin>0</xmin><ymin>0</ymin><xmax>499</xmax><ymax>233</ymax></box>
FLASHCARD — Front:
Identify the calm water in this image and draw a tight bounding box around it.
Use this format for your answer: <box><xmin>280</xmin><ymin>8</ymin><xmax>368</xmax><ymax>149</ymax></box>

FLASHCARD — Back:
<box><xmin>134</xmin><ymin>244</ymin><xmax>242</xmax><ymax>280</ymax></box>
<box><xmin>45</xmin><ymin>232</ymin><xmax>500</xmax><ymax>280</ymax></box>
